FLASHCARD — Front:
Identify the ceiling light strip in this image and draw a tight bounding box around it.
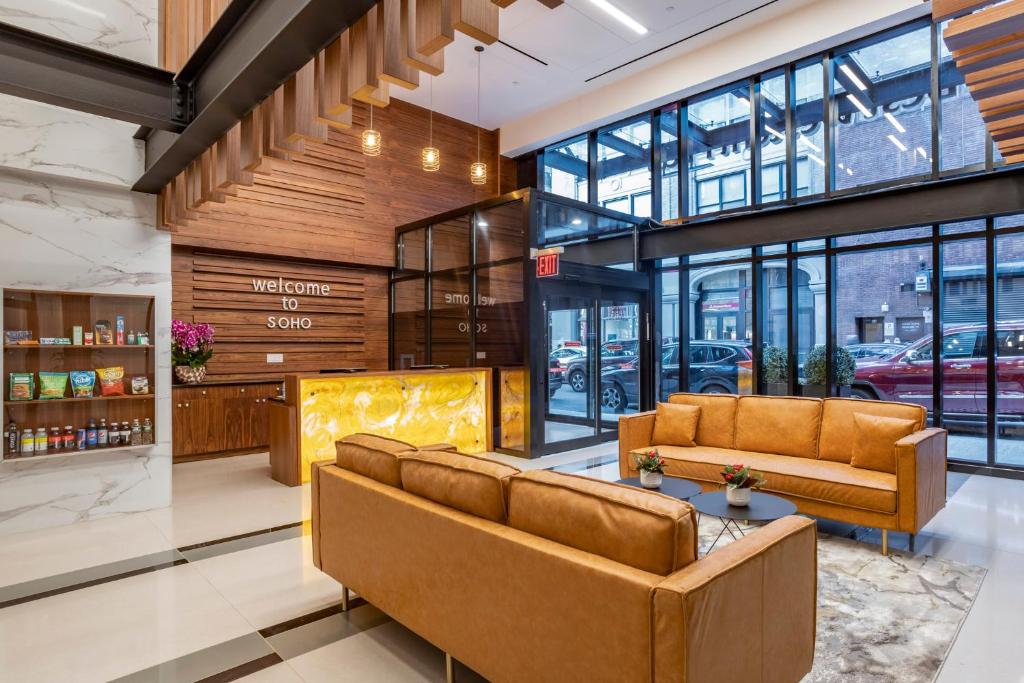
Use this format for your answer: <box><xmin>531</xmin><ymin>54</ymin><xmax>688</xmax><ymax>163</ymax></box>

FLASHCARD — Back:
<box><xmin>587</xmin><ymin>0</ymin><xmax>648</xmax><ymax>35</ymax></box>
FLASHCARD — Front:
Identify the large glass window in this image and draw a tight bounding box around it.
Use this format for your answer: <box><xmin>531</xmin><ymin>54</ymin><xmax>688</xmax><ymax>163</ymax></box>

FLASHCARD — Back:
<box><xmin>996</xmin><ymin>234</ymin><xmax>1024</xmax><ymax>466</ymax></box>
<box><xmin>392</xmin><ymin>278</ymin><xmax>425</xmax><ymax>369</ymax></box>
<box><xmin>476</xmin><ymin>262</ymin><xmax>524</xmax><ymax>367</ymax></box>
<box><xmin>762</xmin><ymin>259</ymin><xmax>789</xmax><ymax>394</ymax></box>
<box><xmin>833</xmin><ymin>24</ymin><xmax>932</xmax><ymax>190</ymax></box>
<box><xmin>543</xmin><ymin>135</ymin><xmax>588</xmax><ymax>202</ymax></box>
<box><xmin>688</xmin><ymin>262</ymin><xmax>753</xmax><ymax>394</ymax></box>
<box><xmin>942</xmin><ymin>239</ymin><xmax>988</xmax><ymax>462</ymax></box>
<box><xmin>688</xmin><ymin>85</ymin><xmax>751</xmax><ymax>216</ymax></box>
<box><xmin>794</xmin><ymin>61</ymin><xmax>826</xmax><ymax>195</ymax></box>
<box><xmin>795</xmin><ymin>255</ymin><xmax>826</xmax><ymax>398</ymax></box>
<box><xmin>597</xmin><ymin>116</ymin><xmax>652</xmax><ymax>218</ymax></box>
<box><xmin>835</xmin><ymin>244</ymin><xmax>933</xmax><ymax>402</ymax></box>
<box><xmin>658</xmin><ymin>106</ymin><xmax>680</xmax><ymax>221</ymax></box>
<box><xmin>658</xmin><ymin>268</ymin><xmax>680</xmax><ymax>399</ymax></box>
<box><xmin>759</xmin><ymin>70</ymin><xmax>787</xmax><ymax>203</ymax></box>
<box><xmin>939</xmin><ymin>21</ymin><xmax>987</xmax><ymax>172</ymax></box>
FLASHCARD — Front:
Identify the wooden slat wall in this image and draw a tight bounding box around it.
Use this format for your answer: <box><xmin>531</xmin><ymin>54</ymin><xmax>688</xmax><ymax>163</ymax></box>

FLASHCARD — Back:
<box><xmin>173</xmin><ymin>248</ymin><xmax>389</xmax><ymax>381</ymax></box>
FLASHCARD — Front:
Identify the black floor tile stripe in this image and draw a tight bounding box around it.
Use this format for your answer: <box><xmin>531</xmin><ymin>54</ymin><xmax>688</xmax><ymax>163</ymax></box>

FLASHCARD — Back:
<box><xmin>176</xmin><ymin>521</ymin><xmax>305</xmax><ymax>553</ymax></box>
<box><xmin>194</xmin><ymin>653</ymin><xmax>285</xmax><ymax>683</ymax></box>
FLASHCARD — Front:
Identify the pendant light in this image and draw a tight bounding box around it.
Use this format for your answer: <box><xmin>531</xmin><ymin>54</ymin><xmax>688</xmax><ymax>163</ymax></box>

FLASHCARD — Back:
<box><xmin>470</xmin><ymin>45</ymin><xmax>487</xmax><ymax>185</ymax></box>
<box><xmin>422</xmin><ymin>75</ymin><xmax>440</xmax><ymax>171</ymax></box>
<box><xmin>361</xmin><ymin>104</ymin><xmax>381</xmax><ymax>157</ymax></box>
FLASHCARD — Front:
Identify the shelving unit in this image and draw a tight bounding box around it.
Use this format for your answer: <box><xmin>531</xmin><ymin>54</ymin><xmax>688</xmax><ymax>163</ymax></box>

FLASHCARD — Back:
<box><xmin>3</xmin><ymin>289</ymin><xmax>156</xmax><ymax>462</ymax></box>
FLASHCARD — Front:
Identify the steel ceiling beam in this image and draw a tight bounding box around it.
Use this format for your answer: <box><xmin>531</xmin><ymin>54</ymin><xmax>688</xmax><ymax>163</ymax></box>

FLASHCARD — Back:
<box><xmin>133</xmin><ymin>0</ymin><xmax>377</xmax><ymax>194</ymax></box>
<box><xmin>0</xmin><ymin>22</ymin><xmax>184</xmax><ymax>131</ymax></box>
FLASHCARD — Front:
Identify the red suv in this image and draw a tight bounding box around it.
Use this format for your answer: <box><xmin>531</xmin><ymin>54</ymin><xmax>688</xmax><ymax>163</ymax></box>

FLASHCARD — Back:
<box><xmin>851</xmin><ymin>321</ymin><xmax>1024</xmax><ymax>422</ymax></box>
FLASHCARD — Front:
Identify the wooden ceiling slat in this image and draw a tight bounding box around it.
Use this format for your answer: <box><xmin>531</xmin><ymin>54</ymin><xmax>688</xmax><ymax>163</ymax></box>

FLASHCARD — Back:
<box><xmin>451</xmin><ymin>0</ymin><xmax>499</xmax><ymax>44</ymax></box>
<box><xmin>415</xmin><ymin>0</ymin><xmax>454</xmax><ymax>55</ymax></box>
<box><xmin>270</xmin><ymin>88</ymin><xmax>305</xmax><ymax>155</ymax></box>
<box><xmin>350</xmin><ymin>6</ymin><xmax>391</xmax><ymax>106</ymax></box>
<box><xmin>284</xmin><ymin>62</ymin><xmax>328</xmax><ymax>143</ymax></box>
<box><xmin>934</xmin><ymin>0</ymin><xmax>995</xmax><ymax>21</ymax></box>
<box><xmin>381</xmin><ymin>0</ymin><xmax>420</xmax><ymax>89</ymax></box>
<box><xmin>945</xmin><ymin>0</ymin><xmax>1024</xmax><ymax>53</ymax></box>
<box><xmin>402</xmin><ymin>0</ymin><xmax>444</xmax><ymax>75</ymax></box>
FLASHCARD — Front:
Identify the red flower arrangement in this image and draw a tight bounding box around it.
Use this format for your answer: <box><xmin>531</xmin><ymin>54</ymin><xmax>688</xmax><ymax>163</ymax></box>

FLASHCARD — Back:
<box><xmin>634</xmin><ymin>449</ymin><xmax>666</xmax><ymax>474</ymax></box>
<box><xmin>721</xmin><ymin>463</ymin><xmax>765</xmax><ymax>490</ymax></box>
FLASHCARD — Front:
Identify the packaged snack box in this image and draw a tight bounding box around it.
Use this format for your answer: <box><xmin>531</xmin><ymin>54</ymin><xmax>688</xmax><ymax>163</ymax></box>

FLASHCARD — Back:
<box><xmin>9</xmin><ymin>372</ymin><xmax>34</xmax><ymax>400</ymax></box>
<box><xmin>38</xmin><ymin>372</ymin><xmax>68</xmax><ymax>399</ymax></box>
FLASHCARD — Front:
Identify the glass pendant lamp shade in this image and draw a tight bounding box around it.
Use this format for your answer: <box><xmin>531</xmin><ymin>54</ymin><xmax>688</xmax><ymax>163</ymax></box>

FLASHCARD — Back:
<box><xmin>362</xmin><ymin>104</ymin><xmax>381</xmax><ymax>156</ymax></box>
<box><xmin>422</xmin><ymin>146</ymin><xmax>440</xmax><ymax>171</ymax></box>
<box><xmin>470</xmin><ymin>161</ymin><xmax>487</xmax><ymax>184</ymax></box>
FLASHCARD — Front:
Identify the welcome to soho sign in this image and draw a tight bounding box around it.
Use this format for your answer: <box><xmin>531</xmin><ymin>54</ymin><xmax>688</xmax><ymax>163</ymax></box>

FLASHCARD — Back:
<box><xmin>251</xmin><ymin>277</ymin><xmax>331</xmax><ymax>330</ymax></box>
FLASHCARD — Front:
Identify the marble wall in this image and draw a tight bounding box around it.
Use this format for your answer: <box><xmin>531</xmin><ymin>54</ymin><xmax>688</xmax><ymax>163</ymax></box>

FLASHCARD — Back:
<box><xmin>0</xmin><ymin>0</ymin><xmax>167</xmax><ymax>535</ymax></box>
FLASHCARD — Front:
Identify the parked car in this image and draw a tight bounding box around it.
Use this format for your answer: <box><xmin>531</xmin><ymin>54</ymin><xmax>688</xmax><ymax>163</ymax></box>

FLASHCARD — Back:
<box><xmin>601</xmin><ymin>340</ymin><xmax>754</xmax><ymax>412</ymax></box>
<box><xmin>565</xmin><ymin>339</ymin><xmax>639</xmax><ymax>392</ymax></box>
<box><xmin>550</xmin><ymin>346</ymin><xmax>586</xmax><ymax>368</ymax></box>
<box><xmin>844</xmin><ymin>343</ymin><xmax>906</xmax><ymax>361</ymax></box>
<box><xmin>852</xmin><ymin>321</ymin><xmax>1024</xmax><ymax>424</ymax></box>
<box><xmin>548</xmin><ymin>357</ymin><xmax>564</xmax><ymax>399</ymax></box>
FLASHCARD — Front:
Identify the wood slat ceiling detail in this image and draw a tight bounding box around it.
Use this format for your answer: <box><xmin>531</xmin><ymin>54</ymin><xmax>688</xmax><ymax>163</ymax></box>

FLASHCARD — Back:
<box><xmin>938</xmin><ymin>0</ymin><xmax>1024</xmax><ymax>164</ymax></box>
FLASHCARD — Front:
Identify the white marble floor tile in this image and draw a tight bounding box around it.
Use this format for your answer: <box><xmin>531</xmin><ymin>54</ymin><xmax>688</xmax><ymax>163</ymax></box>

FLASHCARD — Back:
<box><xmin>935</xmin><ymin>547</ymin><xmax>1024</xmax><ymax>683</ymax></box>
<box><xmin>287</xmin><ymin>620</ymin><xmax>444</xmax><ymax>683</ymax></box>
<box><xmin>145</xmin><ymin>453</ymin><xmax>308</xmax><ymax>547</ymax></box>
<box><xmin>0</xmin><ymin>512</ymin><xmax>171</xmax><ymax>588</ymax></box>
<box><xmin>237</xmin><ymin>662</ymin><xmax>307</xmax><ymax>683</ymax></box>
<box><xmin>918</xmin><ymin>473</ymin><xmax>1024</xmax><ymax>556</ymax></box>
<box><xmin>189</xmin><ymin>535</ymin><xmax>341</xmax><ymax>630</ymax></box>
<box><xmin>0</xmin><ymin>563</ymin><xmax>254</xmax><ymax>683</ymax></box>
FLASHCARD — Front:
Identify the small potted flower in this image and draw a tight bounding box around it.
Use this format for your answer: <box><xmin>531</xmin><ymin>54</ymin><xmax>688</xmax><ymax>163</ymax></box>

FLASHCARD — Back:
<box><xmin>172</xmin><ymin>320</ymin><xmax>215</xmax><ymax>385</ymax></box>
<box><xmin>721</xmin><ymin>463</ymin><xmax>765</xmax><ymax>507</ymax></box>
<box><xmin>634</xmin><ymin>449</ymin><xmax>666</xmax><ymax>489</ymax></box>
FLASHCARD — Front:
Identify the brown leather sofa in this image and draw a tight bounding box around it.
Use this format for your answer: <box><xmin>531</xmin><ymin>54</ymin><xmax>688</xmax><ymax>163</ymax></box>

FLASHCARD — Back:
<box><xmin>313</xmin><ymin>433</ymin><xmax>817</xmax><ymax>683</ymax></box>
<box><xmin>620</xmin><ymin>393</ymin><xmax>947</xmax><ymax>553</ymax></box>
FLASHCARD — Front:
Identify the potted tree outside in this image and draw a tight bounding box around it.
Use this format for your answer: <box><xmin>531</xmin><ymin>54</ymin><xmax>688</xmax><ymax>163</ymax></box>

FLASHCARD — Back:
<box><xmin>800</xmin><ymin>345</ymin><xmax>856</xmax><ymax>398</ymax></box>
<box><xmin>762</xmin><ymin>345</ymin><xmax>788</xmax><ymax>396</ymax></box>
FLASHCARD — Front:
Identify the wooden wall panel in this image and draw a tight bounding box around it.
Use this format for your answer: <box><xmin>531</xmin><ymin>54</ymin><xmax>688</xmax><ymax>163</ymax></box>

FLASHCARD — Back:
<box><xmin>173</xmin><ymin>249</ymin><xmax>389</xmax><ymax>381</ymax></box>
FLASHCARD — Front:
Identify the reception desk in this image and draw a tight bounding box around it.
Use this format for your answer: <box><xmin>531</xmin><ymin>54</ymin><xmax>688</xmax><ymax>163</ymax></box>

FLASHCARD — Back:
<box><xmin>269</xmin><ymin>368</ymin><xmax>493</xmax><ymax>486</ymax></box>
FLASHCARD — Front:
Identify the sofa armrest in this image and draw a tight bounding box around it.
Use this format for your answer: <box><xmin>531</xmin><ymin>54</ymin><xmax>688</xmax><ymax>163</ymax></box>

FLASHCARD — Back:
<box><xmin>895</xmin><ymin>427</ymin><xmax>947</xmax><ymax>534</ymax></box>
<box><xmin>618</xmin><ymin>411</ymin><xmax>656</xmax><ymax>478</ymax></box>
<box><xmin>418</xmin><ymin>442</ymin><xmax>459</xmax><ymax>453</ymax></box>
<box><xmin>651</xmin><ymin>516</ymin><xmax>817</xmax><ymax>683</ymax></box>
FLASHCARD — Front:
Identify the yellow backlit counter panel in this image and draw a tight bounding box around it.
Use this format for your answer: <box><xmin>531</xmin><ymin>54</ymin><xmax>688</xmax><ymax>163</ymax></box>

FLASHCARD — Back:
<box><xmin>275</xmin><ymin>368</ymin><xmax>492</xmax><ymax>485</ymax></box>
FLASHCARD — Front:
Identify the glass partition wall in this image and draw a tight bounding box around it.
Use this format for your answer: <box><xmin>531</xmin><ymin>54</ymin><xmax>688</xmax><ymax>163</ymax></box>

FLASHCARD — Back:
<box><xmin>392</xmin><ymin>189</ymin><xmax>646</xmax><ymax>458</ymax></box>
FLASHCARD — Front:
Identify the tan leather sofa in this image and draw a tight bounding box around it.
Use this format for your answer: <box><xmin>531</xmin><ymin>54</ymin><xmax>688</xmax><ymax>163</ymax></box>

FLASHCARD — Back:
<box><xmin>313</xmin><ymin>433</ymin><xmax>817</xmax><ymax>683</ymax></box>
<box><xmin>620</xmin><ymin>393</ymin><xmax>947</xmax><ymax>552</ymax></box>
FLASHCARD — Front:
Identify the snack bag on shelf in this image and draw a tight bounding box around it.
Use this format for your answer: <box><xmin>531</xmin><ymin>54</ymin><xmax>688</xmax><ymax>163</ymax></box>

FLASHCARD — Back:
<box><xmin>131</xmin><ymin>376</ymin><xmax>149</xmax><ymax>395</ymax></box>
<box><xmin>38</xmin><ymin>372</ymin><xmax>69</xmax><ymax>399</ymax></box>
<box><xmin>97</xmin><ymin>366</ymin><xmax>126</xmax><ymax>396</ymax></box>
<box><xmin>70</xmin><ymin>370</ymin><xmax>96</xmax><ymax>398</ymax></box>
<box><xmin>9</xmin><ymin>372</ymin><xmax>34</xmax><ymax>400</ymax></box>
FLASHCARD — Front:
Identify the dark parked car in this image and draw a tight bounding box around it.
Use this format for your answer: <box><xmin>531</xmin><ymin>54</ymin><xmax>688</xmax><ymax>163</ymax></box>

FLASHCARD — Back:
<box><xmin>565</xmin><ymin>339</ymin><xmax>639</xmax><ymax>392</ymax></box>
<box><xmin>852</xmin><ymin>321</ymin><xmax>1024</xmax><ymax>424</ymax></box>
<box><xmin>600</xmin><ymin>340</ymin><xmax>754</xmax><ymax>412</ymax></box>
<box><xmin>548</xmin><ymin>357</ymin><xmax>563</xmax><ymax>399</ymax></box>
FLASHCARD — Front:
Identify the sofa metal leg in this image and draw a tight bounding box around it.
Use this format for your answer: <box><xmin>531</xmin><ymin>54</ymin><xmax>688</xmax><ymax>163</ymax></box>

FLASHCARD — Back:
<box><xmin>445</xmin><ymin>652</ymin><xmax>455</xmax><ymax>683</ymax></box>
<box><xmin>341</xmin><ymin>585</ymin><xmax>351</xmax><ymax>612</ymax></box>
<box><xmin>908</xmin><ymin>533</ymin><xmax>916</xmax><ymax>553</ymax></box>
<box><xmin>881</xmin><ymin>529</ymin><xmax>888</xmax><ymax>556</ymax></box>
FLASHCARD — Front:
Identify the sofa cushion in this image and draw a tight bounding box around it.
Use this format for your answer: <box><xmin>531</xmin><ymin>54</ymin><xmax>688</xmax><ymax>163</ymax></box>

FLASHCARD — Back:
<box><xmin>335</xmin><ymin>433</ymin><xmax>417</xmax><ymax>487</ymax></box>
<box><xmin>634</xmin><ymin>445</ymin><xmax>897</xmax><ymax>514</ymax></box>
<box><xmin>668</xmin><ymin>393</ymin><xmax>738</xmax><ymax>449</ymax></box>
<box><xmin>850</xmin><ymin>413</ymin><xmax>919</xmax><ymax>474</ymax></box>
<box><xmin>399</xmin><ymin>450</ymin><xmax>520</xmax><ymax>523</ymax></box>
<box><xmin>819</xmin><ymin>398</ymin><xmax>926</xmax><ymax>464</ymax></box>
<box><xmin>508</xmin><ymin>470</ymin><xmax>697</xmax><ymax>575</ymax></box>
<box><xmin>651</xmin><ymin>402</ymin><xmax>700</xmax><ymax>447</ymax></box>
<box><xmin>735</xmin><ymin>396</ymin><xmax>822</xmax><ymax>459</ymax></box>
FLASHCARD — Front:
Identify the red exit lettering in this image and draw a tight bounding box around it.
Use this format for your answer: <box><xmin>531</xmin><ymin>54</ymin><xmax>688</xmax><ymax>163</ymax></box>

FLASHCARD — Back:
<box><xmin>536</xmin><ymin>252</ymin><xmax>559</xmax><ymax>278</ymax></box>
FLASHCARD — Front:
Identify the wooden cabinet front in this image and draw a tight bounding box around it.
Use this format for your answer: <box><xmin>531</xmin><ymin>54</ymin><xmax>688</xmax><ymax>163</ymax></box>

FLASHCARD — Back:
<box><xmin>172</xmin><ymin>382</ymin><xmax>280</xmax><ymax>458</ymax></box>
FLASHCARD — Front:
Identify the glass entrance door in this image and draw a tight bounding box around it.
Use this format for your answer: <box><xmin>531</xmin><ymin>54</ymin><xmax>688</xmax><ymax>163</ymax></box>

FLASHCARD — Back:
<box><xmin>540</xmin><ymin>282</ymin><xmax>647</xmax><ymax>454</ymax></box>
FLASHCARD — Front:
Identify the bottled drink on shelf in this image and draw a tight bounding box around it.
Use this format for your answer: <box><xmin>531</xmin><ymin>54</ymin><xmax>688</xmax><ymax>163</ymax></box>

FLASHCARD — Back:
<box><xmin>20</xmin><ymin>429</ymin><xmax>34</xmax><ymax>456</ymax></box>
<box><xmin>130</xmin><ymin>419</ymin><xmax>142</xmax><ymax>446</ymax></box>
<box><xmin>109</xmin><ymin>423</ymin><xmax>120</xmax><ymax>447</ymax></box>
<box><xmin>98</xmin><ymin>419</ymin><xmax>108</xmax><ymax>447</ymax></box>
<box><xmin>76</xmin><ymin>428</ymin><xmax>86</xmax><ymax>451</ymax></box>
<box><xmin>35</xmin><ymin>428</ymin><xmax>47</xmax><ymax>454</ymax></box>
<box><xmin>5</xmin><ymin>421</ymin><xmax>16</xmax><ymax>456</ymax></box>
<box><xmin>49</xmin><ymin>427</ymin><xmax>62</xmax><ymax>452</ymax></box>
<box><xmin>142</xmin><ymin>418</ymin><xmax>153</xmax><ymax>445</ymax></box>
<box><xmin>120</xmin><ymin>422</ymin><xmax>130</xmax><ymax>445</ymax></box>
<box><xmin>86</xmin><ymin>419</ymin><xmax>98</xmax><ymax>449</ymax></box>
<box><xmin>63</xmin><ymin>425</ymin><xmax>74</xmax><ymax>450</ymax></box>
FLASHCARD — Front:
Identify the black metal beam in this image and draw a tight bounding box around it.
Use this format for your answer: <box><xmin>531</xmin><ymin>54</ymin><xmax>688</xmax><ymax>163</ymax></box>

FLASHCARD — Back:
<box><xmin>0</xmin><ymin>22</ymin><xmax>184</xmax><ymax>131</ymax></box>
<box><xmin>561</xmin><ymin>167</ymin><xmax>1024</xmax><ymax>264</ymax></box>
<box><xmin>133</xmin><ymin>0</ymin><xmax>377</xmax><ymax>193</ymax></box>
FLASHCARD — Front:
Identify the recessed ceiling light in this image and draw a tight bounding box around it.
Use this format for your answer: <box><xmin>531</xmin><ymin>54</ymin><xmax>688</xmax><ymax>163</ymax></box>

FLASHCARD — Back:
<box><xmin>587</xmin><ymin>0</ymin><xmax>648</xmax><ymax>35</ymax></box>
<box><xmin>666</xmin><ymin>5</ymin><xmax>675</xmax><ymax>10</ymax></box>
<box><xmin>478</xmin><ymin>220</ymin><xmax>489</xmax><ymax>227</ymax></box>
<box><xmin>571</xmin><ymin>218</ymin><xmax>583</xmax><ymax>225</ymax></box>
<box><xmin>846</xmin><ymin>93</ymin><xmax>873</xmax><ymax>118</ymax></box>
<box><xmin>884</xmin><ymin>112</ymin><xmax>906</xmax><ymax>134</ymax></box>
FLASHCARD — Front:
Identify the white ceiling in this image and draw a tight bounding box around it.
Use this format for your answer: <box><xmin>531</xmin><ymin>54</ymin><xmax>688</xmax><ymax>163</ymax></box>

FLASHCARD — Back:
<box><xmin>393</xmin><ymin>0</ymin><xmax>796</xmax><ymax>132</ymax></box>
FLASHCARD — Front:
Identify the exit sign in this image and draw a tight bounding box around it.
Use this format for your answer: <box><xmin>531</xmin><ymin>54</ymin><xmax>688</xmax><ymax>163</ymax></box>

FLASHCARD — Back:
<box><xmin>537</xmin><ymin>252</ymin><xmax>559</xmax><ymax>277</ymax></box>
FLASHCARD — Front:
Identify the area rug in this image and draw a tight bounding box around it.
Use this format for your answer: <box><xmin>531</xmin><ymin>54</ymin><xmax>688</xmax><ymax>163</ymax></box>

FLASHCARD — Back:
<box><xmin>696</xmin><ymin>520</ymin><xmax>987</xmax><ymax>683</ymax></box>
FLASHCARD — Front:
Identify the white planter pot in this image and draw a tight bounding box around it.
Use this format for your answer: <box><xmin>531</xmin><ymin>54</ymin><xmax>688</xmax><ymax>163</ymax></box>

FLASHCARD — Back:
<box><xmin>639</xmin><ymin>470</ymin><xmax>663</xmax><ymax>489</ymax></box>
<box><xmin>726</xmin><ymin>486</ymin><xmax>751</xmax><ymax>506</ymax></box>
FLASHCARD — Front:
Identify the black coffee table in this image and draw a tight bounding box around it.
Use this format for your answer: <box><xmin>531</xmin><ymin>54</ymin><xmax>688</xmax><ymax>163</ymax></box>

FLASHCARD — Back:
<box><xmin>689</xmin><ymin>491</ymin><xmax>798</xmax><ymax>554</ymax></box>
<box><xmin>616</xmin><ymin>476</ymin><xmax>702</xmax><ymax>501</ymax></box>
